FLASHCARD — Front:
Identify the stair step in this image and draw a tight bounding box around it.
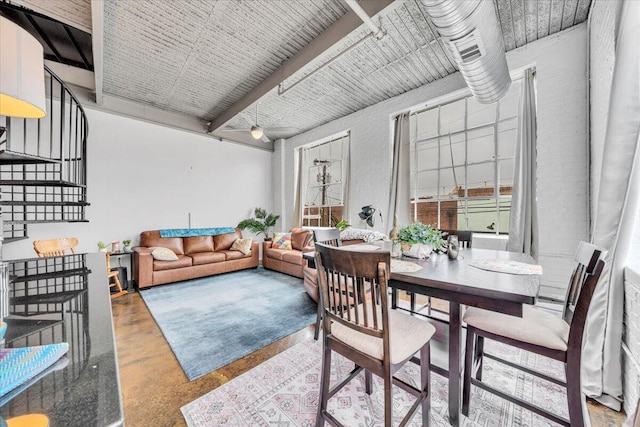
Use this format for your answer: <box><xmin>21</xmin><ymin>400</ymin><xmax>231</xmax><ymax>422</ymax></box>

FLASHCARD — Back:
<box><xmin>0</xmin><ymin>180</ymin><xmax>86</xmax><ymax>188</ymax></box>
<box><xmin>5</xmin><ymin>219</ymin><xmax>89</xmax><ymax>224</ymax></box>
<box><xmin>1</xmin><ymin>201</ymin><xmax>90</xmax><ymax>206</ymax></box>
<box><xmin>0</xmin><ymin>150</ymin><xmax>62</xmax><ymax>165</ymax></box>
<box><xmin>3</xmin><ymin>318</ymin><xmax>64</xmax><ymax>343</ymax></box>
<box><xmin>3</xmin><ymin>236</ymin><xmax>30</xmax><ymax>243</ymax></box>
<box><xmin>12</xmin><ymin>267</ymin><xmax>91</xmax><ymax>283</ymax></box>
<box><xmin>11</xmin><ymin>289</ymin><xmax>87</xmax><ymax>306</ymax></box>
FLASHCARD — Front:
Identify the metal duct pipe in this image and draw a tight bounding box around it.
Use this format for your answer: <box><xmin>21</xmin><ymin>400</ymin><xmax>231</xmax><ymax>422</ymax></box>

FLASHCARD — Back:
<box><xmin>419</xmin><ymin>0</ymin><xmax>511</xmax><ymax>104</ymax></box>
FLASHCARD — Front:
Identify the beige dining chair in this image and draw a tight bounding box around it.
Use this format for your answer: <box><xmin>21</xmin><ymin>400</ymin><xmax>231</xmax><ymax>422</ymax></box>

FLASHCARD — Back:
<box><xmin>314</xmin><ymin>243</ymin><xmax>435</xmax><ymax>426</ymax></box>
<box><xmin>33</xmin><ymin>237</ymin><xmax>78</xmax><ymax>257</ymax></box>
<box><xmin>462</xmin><ymin>241</ymin><xmax>605</xmax><ymax>427</ymax></box>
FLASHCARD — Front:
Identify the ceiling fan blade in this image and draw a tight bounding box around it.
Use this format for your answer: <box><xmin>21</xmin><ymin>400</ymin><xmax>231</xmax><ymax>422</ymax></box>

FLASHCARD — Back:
<box><xmin>220</xmin><ymin>128</ymin><xmax>250</xmax><ymax>132</ymax></box>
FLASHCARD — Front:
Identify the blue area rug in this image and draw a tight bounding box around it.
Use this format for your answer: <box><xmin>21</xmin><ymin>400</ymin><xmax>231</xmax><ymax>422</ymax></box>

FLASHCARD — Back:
<box><xmin>140</xmin><ymin>267</ymin><xmax>316</xmax><ymax>381</ymax></box>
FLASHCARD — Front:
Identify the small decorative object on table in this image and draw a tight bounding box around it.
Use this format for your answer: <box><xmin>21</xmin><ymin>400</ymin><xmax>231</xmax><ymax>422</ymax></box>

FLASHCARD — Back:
<box><xmin>396</xmin><ymin>222</ymin><xmax>446</xmax><ymax>259</ymax></box>
<box><xmin>447</xmin><ymin>234</ymin><xmax>459</xmax><ymax>259</ymax></box>
<box><xmin>237</xmin><ymin>207</ymin><xmax>280</xmax><ymax>241</ymax></box>
<box><xmin>111</xmin><ymin>241</ymin><xmax>120</xmax><ymax>252</ymax></box>
<box><xmin>97</xmin><ymin>241</ymin><xmax>107</xmax><ymax>253</ymax></box>
<box><xmin>122</xmin><ymin>240</ymin><xmax>132</xmax><ymax>252</ymax></box>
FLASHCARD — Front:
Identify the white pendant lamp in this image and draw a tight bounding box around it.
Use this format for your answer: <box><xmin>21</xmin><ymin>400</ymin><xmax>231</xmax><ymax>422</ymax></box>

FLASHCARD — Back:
<box><xmin>250</xmin><ymin>125</ymin><xmax>264</xmax><ymax>140</ymax></box>
<box><xmin>0</xmin><ymin>16</ymin><xmax>46</xmax><ymax>118</ymax></box>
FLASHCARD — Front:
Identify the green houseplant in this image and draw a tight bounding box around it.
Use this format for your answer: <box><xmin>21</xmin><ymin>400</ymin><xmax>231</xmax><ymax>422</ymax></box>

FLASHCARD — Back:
<box><xmin>97</xmin><ymin>241</ymin><xmax>107</xmax><ymax>252</ymax></box>
<box><xmin>396</xmin><ymin>222</ymin><xmax>446</xmax><ymax>258</ymax></box>
<box><xmin>335</xmin><ymin>219</ymin><xmax>351</xmax><ymax>231</ymax></box>
<box><xmin>237</xmin><ymin>207</ymin><xmax>280</xmax><ymax>240</ymax></box>
<box><xmin>122</xmin><ymin>239</ymin><xmax>132</xmax><ymax>252</ymax></box>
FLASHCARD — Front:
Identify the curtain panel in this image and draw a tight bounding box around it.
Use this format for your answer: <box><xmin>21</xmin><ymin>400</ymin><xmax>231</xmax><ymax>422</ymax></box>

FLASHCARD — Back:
<box><xmin>583</xmin><ymin>0</ymin><xmax>640</xmax><ymax>409</ymax></box>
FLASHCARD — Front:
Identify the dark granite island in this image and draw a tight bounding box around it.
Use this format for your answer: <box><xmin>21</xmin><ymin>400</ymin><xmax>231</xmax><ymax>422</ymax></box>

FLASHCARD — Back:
<box><xmin>0</xmin><ymin>253</ymin><xmax>124</xmax><ymax>426</ymax></box>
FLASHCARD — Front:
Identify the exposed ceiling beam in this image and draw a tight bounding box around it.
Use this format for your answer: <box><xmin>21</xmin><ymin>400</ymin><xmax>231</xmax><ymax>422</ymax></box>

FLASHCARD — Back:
<box><xmin>90</xmin><ymin>0</ymin><xmax>104</xmax><ymax>105</ymax></box>
<box><xmin>207</xmin><ymin>0</ymin><xmax>394</xmax><ymax>134</ymax></box>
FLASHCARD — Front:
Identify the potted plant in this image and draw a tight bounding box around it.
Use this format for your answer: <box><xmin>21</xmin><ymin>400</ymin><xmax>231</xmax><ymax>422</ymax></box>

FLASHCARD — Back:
<box><xmin>237</xmin><ymin>207</ymin><xmax>280</xmax><ymax>240</ymax></box>
<box><xmin>335</xmin><ymin>219</ymin><xmax>351</xmax><ymax>231</ymax></box>
<box><xmin>396</xmin><ymin>222</ymin><xmax>446</xmax><ymax>259</ymax></box>
<box><xmin>97</xmin><ymin>241</ymin><xmax>108</xmax><ymax>253</ymax></box>
<box><xmin>122</xmin><ymin>239</ymin><xmax>132</xmax><ymax>252</ymax></box>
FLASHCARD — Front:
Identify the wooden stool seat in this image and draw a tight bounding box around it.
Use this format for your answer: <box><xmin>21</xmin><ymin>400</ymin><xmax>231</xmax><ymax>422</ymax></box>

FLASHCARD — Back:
<box><xmin>107</xmin><ymin>252</ymin><xmax>127</xmax><ymax>299</ymax></box>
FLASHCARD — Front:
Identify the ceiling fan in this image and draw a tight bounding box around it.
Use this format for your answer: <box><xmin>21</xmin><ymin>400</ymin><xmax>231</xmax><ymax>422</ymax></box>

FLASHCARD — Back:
<box><xmin>220</xmin><ymin>104</ymin><xmax>299</xmax><ymax>142</ymax></box>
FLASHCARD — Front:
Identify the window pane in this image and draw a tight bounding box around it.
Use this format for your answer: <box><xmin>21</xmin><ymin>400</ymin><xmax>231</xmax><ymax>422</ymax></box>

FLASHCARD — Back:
<box><xmin>466</xmin><ymin>198</ymin><xmax>498</xmax><ymax>232</ymax></box>
<box><xmin>467</xmin><ymin>96</ymin><xmax>496</xmax><ymax>127</ymax></box>
<box><xmin>415</xmin><ymin>108</ymin><xmax>439</xmax><ymax>140</ymax></box>
<box><xmin>414</xmin><ymin>170</ymin><xmax>438</xmax><ymax>200</ymax></box>
<box><xmin>498</xmin><ymin>195</ymin><xmax>512</xmax><ymax>234</ymax></box>
<box><xmin>439</xmin><ymin>133</ymin><xmax>465</xmax><ymax>168</ymax></box>
<box><xmin>439</xmin><ymin>166</ymin><xmax>465</xmax><ymax>198</ymax></box>
<box><xmin>440</xmin><ymin>98</ymin><xmax>466</xmax><ymax>134</ymax></box>
<box><xmin>466</xmin><ymin>163</ymin><xmax>495</xmax><ymax>196</ymax></box>
<box><xmin>498</xmin><ymin>116</ymin><xmax>517</xmax><ymax>159</ymax></box>
<box><xmin>467</xmin><ymin>126</ymin><xmax>495</xmax><ymax>164</ymax></box>
<box><xmin>498</xmin><ymin>158</ymin><xmax>514</xmax><ymax>191</ymax></box>
<box><xmin>416</xmin><ymin>139</ymin><xmax>439</xmax><ymax>170</ymax></box>
<box><xmin>499</xmin><ymin>79</ymin><xmax>521</xmax><ymax>120</ymax></box>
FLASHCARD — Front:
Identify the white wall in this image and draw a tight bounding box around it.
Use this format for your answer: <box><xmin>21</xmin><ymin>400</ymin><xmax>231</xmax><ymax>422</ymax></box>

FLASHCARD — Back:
<box><xmin>279</xmin><ymin>24</ymin><xmax>590</xmax><ymax>299</ymax></box>
<box><xmin>2</xmin><ymin>108</ymin><xmax>274</xmax><ymax>260</ymax></box>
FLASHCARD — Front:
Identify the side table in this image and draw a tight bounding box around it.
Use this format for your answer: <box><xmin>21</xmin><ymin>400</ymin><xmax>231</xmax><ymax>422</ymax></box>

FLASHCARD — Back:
<box><xmin>108</xmin><ymin>251</ymin><xmax>136</xmax><ymax>291</ymax></box>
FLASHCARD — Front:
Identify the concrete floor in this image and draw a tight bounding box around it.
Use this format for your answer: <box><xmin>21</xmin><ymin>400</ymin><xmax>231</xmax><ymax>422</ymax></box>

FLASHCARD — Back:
<box><xmin>111</xmin><ymin>291</ymin><xmax>626</xmax><ymax>427</ymax></box>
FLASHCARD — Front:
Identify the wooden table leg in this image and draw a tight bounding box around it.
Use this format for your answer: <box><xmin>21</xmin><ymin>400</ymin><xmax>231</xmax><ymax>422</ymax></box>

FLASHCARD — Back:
<box><xmin>449</xmin><ymin>302</ymin><xmax>462</xmax><ymax>426</ymax></box>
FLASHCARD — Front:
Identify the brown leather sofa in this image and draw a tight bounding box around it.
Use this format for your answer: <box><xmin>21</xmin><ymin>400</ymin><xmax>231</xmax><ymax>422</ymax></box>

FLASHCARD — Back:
<box><xmin>133</xmin><ymin>228</ymin><xmax>258</xmax><ymax>289</ymax></box>
<box><xmin>262</xmin><ymin>228</ymin><xmax>313</xmax><ymax>278</ymax></box>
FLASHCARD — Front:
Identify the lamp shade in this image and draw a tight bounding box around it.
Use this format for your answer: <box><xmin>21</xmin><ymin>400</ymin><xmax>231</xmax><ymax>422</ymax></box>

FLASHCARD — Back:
<box><xmin>250</xmin><ymin>125</ymin><xmax>263</xmax><ymax>140</ymax></box>
<box><xmin>0</xmin><ymin>16</ymin><xmax>46</xmax><ymax>118</ymax></box>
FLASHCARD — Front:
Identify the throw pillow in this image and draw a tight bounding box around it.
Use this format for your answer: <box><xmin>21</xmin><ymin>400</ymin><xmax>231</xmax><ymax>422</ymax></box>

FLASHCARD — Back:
<box><xmin>230</xmin><ymin>238</ymin><xmax>252</xmax><ymax>255</ymax></box>
<box><xmin>150</xmin><ymin>247</ymin><xmax>178</xmax><ymax>261</ymax></box>
<box><xmin>272</xmin><ymin>232</ymin><xmax>292</xmax><ymax>250</ymax></box>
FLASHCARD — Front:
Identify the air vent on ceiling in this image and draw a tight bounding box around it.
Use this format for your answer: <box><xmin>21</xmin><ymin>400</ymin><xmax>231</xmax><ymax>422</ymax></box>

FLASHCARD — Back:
<box><xmin>451</xmin><ymin>31</ymin><xmax>484</xmax><ymax>64</ymax></box>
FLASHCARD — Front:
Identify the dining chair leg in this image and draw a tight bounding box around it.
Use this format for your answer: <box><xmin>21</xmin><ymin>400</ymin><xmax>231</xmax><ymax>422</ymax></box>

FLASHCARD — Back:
<box><xmin>462</xmin><ymin>326</ymin><xmax>475</xmax><ymax>416</ymax></box>
<box><xmin>316</xmin><ymin>343</ymin><xmax>332</xmax><ymax>427</ymax></box>
<box><xmin>566</xmin><ymin>351</ymin><xmax>585</xmax><ymax>427</ymax></box>
<box><xmin>421</xmin><ymin>344</ymin><xmax>431</xmax><ymax>427</ymax></box>
<box><xmin>474</xmin><ymin>334</ymin><xmax>484</xmax><ymax>381</ymax></box>
<box><xmin>313</xmin><ymin>300</ymin><xmax>322</xmax><ymax>341</ymax></box>
<box><xmin>364</xmin><ymin>369</ymin><xmax>373</xmax><ymax>395</ymax></box>
<box><xmin>384</xmin><ymin>369</ymin><xmax>393</xmax><ymax>426</ymax></box>
<box><xmin>410</xmin><ymin>292</ymin><xmax>416</xmax><ymax>313</ymax></box>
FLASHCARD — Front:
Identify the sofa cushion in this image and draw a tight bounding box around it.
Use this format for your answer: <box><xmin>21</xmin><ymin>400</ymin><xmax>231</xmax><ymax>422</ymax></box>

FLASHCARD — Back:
<box><xmin>184</xmin><ymin>236</ymin><xmax>214</xmax><ymax>254</ymax></box>
<box><xmin>230</xmin><ymin>238</ymin><xmax>252</xmax><ymax>255</ymax></box>
<box><xmin>220</xmin><ymin>250</ymin><xmax>245</xmax><ymax>261</ymax></box>
<box><xmin>189</xmin><ymin>252</ymin><xmax>226</xmax><ymax>265</ymax></box>
<box><xmin>290</xmin><ymin>228</ymin><xmax>311</xmax><ymax>251</ymax></box>
<box><xmin>272</xmin><ymin>232</ymin><xmax>292</xmax><ymax>250</ymax></box>
<box><xmin>140</xmin><ymin>230</ymin><xmax>185</xmax><ymax>255</ymax></box>
<box><xmin>282</xmin><ymin>251</ymin><xmax>303</xmax><ymax>266</ymax></box>
<box><xmin>213</xmin><ymin>230</ymin><xmax>241</xmax><ymax>251</ymax></box>
<box><xmin>264</xmin><ymin>247</ymin><xmax>286</xmax><ymax>260</ymax></box>
<box><xmin>150</xmin><ymin>247</ymin><xmax>179</xmax><ymax>261</ymax></box>
<box><xmin>153</xmin><ymin>254</ymin><xmax>192</xmax><ymax>271</ymax></box>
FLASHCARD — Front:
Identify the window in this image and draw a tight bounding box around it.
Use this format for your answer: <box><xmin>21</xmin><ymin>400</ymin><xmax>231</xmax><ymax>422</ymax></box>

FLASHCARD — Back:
<box><xmin>299</xmin><ymin>132</ymin><xmax>349</xmax><ymax>227</ymax></box>
<box><xmin>409</xmin><ymin>78</ymin><xmax>523</xmax><ymax>233</ymax></box>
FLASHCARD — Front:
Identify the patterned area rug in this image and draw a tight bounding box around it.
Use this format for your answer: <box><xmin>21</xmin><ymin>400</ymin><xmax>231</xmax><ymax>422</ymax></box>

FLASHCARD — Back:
<box><xmin>140</xmin><ymin>268</ymin><xmax>316</xmax><ymax>381</ymax></box>
<box><xmin>182</xmin><ymin>338</ymin><xmax>568</xmax><ymax>426</ymax></box>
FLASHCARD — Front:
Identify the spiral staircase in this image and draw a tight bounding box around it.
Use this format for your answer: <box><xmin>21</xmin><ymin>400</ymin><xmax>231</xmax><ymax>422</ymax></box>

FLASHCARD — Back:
<box><xmin>0</xmin><ymin>65</ymin><xmax>89</xmax><ymax>244</ymax></box>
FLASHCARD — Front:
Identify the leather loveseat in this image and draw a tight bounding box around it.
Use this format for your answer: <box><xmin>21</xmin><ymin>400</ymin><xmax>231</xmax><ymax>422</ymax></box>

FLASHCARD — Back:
<box><xmin>262</xmin><ymin>228</ymin><xmax>313</xmax><ymax>278</ymax></box>
<box><xmin>134</xmin><ymin>228</ymin><xmax>258</xmax><ymax>289</ymax></box>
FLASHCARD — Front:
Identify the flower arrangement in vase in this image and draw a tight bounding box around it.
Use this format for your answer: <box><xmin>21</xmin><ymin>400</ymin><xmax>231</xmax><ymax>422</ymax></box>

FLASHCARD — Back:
<box><xmin>396</xmin><ymin>222</ymin><xmax>446</xmax><ymax>259</ymax></box>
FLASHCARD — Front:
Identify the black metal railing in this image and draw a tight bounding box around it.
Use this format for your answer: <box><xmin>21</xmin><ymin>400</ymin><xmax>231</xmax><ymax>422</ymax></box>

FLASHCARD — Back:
<box><xmin>0</xmin><ymin>65</ymin><xmax>89</xmax><ymax>241</ymax></box>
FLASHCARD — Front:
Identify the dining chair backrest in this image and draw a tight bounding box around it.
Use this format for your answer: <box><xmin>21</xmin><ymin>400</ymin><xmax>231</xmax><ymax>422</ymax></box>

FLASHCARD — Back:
<box><xmin>33</xmin><ymin>237</ymin><xmax>79</xmax><ymax>257</ymax></box>
<box><xmin>441</xmin><ymin>229</ymin><xmax>472</xmax><ymax>248</ymax></box>
<box><xmin>313</xmin><ymin>228</ymin><xmax>341</xmax><ymax>247</ymax></box>
<box><xmin>314</xmin><ymin>243</ymin><xmax>390</xmax><ymax>340</ymax></box>
<box><xmin>563</xmin><ymin>241</ymin><xmax>606</xmax><ymax>328</ymax></box>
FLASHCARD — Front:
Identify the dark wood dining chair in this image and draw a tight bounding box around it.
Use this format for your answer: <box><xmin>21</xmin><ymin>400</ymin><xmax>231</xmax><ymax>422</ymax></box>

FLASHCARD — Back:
<box><xmin>303</xmin><ymin>228</ymin><xmax>341</xmax><ymax>340</ymax></box>
<box><xmin>462</xmin><ymin>241</ymin><xmax>606</xmax><ymax>427</ymax></box>
<box><xmin>314</xmin><ymin>243</ymin><xmax>435</xmax><ymax>426</ymax></box>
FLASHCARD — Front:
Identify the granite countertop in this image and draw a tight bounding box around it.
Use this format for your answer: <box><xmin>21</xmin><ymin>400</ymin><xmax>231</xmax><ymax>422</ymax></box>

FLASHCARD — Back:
<box><xmin>0</xmin><ymin>253</ymin><xmax>124</xmax><ymax>427</ymax></box>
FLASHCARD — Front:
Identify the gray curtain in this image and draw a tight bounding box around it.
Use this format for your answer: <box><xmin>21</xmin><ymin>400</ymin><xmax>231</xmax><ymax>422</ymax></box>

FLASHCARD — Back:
<box><xmin>582</xmin><ymin>0</ymin><xmax>640</xmax><ymax>409</ymax></box>
<box><xmin>507</xmin><ymin>68</ymin><xmax>538</xmax><ymax>258</ymax></box>
<box><xmin>388</xmin><ymin>112</ymin><xmax>411</xmax><ymax>236</ymax></box>
<box><xmin>342</xmin><ymin>134</ymin><xmax>351</xmax><ymax>225</ymax></box>
<box><xmin>292</xmin><ymin>148</ymin><xmax>305</xmax><ymax>228</ymax></box>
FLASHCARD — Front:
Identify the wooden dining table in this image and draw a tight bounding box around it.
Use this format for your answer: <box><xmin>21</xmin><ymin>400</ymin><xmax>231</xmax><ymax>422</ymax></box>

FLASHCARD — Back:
<box><xmin>388</xmin><ymin>248</ymin><xmax>540</xmax><ymax>426</ymax></box>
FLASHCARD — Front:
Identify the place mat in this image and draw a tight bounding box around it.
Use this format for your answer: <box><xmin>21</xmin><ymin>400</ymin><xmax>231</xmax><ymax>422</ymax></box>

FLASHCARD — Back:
<box><xmin>469</xmin><ymin>259</ymin><xmax>543</xmax><ymax>275</ymax></box>
<box><xmin>391</xmin><ymin>259</ymin><xmax>422</xmax><ymax>273</ymax></box>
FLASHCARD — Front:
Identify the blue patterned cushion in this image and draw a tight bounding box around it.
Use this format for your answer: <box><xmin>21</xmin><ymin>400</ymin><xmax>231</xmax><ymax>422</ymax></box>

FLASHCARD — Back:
<box><xmin>159</xmin><ymin>227</ymin><xmax>235</xmax><ymax>238</ymax></box>
<box><xmin>0</xmin><ymin>343</ymin><xmax>69</xmax><ymax>398</ymax></box>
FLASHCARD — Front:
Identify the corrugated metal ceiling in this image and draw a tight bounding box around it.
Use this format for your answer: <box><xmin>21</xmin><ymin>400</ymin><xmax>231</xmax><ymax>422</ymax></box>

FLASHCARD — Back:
<box><xmin>7</xmin><ymin>0</ymin><xmax>592</xmax><ymax>144</ymax></box>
